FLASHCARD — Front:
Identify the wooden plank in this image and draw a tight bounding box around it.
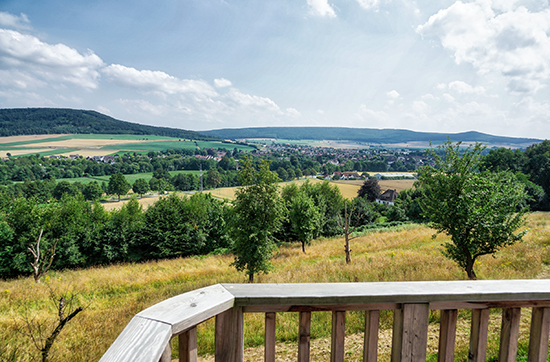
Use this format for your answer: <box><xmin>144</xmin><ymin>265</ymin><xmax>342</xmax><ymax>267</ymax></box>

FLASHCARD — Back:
<box><xmin>499</xmin><ymin>308</ymin><xmax>520</xmax><ymax>362</ymax></box>
<box><xmin>99</xmin><ymin>316</ymin><xmax>172</xmax><ymax>362</ymax></box>
<box><xmin>159</xmin><ymin>343</ymin><xmax>171</xmax><ymax>362</ymax></box>
<box><xmin>363</xmin><ymin>310</ymin><xmax>379</xmax><ymax>362</ymax></box>
<box><xmin>215</xmin><ymin>307</ymin><xmax>244</xmax><ymax>362</ymax></box>
<box><xmin>528</xmin><ymin>307</ymin><xmax>550</xmax><ymax>362</ymax></box>
<box><xmin>244</xmin><ymin>302</ymin><xmax>400</xmax><ymax>313</ymax></box>
<box><xmin>331</xmin><ymin>311</ymin><xmax>346</xmax><ymax>362</ymax></box>
<box><xmin>138</xmin><ymin>284</ymin><xmax>234</xmax><ymax>335</ymax></box>
<box><xmin>264</xmin><ymin>313</ymin><xmax>276</xmax><ymax>362</ymax></box>
<box><xmin>224</xmin><ymin>280</ymin><xmax>550</xmax><ymax>308</ymax></box>
<box><xmin>438</xmin><ymin>309</ymin><xmax>457</xmax><ymax>362</ymax></box>
<box><xmin>469</xmin><ymin>309</ymin><xmax>489</xmax><ymax>362</ymax></box>
<box><xmin>298</xmin><ymin>311</ymin><xmax>311</xmax><ymax>362</ymax></box>
<box><xmin>391</xmin><ymin>304</ymin><xmax>429</xmax><ymax>362</ymax></box>
<box><xmin>179</xmin><ymin>327</ymin><xmax>198</xmax><ymax>362</ymax></box>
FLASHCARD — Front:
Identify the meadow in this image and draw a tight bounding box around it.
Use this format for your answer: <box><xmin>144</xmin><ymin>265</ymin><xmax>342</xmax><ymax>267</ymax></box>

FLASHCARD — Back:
<box><xmin>1</xmin><ymin>213</ymin><xmax>548</xmax><ymax>361</ymax></box>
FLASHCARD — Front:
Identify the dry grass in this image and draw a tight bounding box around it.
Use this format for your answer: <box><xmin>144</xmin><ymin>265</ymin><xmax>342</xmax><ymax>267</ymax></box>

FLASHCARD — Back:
<box><xmin>1</xmin><ymin>213</ymin><xmax>548</xmax><ymax>361</ymax></box>
<box><xmin>0</xmin><ymin>149</ymin><xmax>52</xmax><ymax>158</ymax></box>
<box><xmin>57</xmin><ymin>149</ymin><xmax>121</xmax><ymax>157</ymax></box>
<box><xmin>0</xmin><ymin>134</ymin><xmax>70</xmax><ymax>144</ymax></box>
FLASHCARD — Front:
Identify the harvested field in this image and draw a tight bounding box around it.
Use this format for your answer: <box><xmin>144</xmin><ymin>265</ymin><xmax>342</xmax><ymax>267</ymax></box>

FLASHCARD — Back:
<box><xmin>58</xmin><ymin>149</ymin><xmax>121</xmax><ymax>157</ymax></box>
<box><xmin>0</xmin><ymin>134</ymin><xmax>69</xmax><ymax>144</ymax></box>
<box><xmin>0</xmin><ymin>148</ymin><xmax>52</xmax><ymax>157</ymax></box>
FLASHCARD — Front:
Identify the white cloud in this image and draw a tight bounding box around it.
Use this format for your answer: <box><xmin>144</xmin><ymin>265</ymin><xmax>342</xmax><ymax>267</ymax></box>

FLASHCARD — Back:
<box><xmin>225</xmin><ymin>88</ymin><xmax>280</xmax><ymax>112</ymax></box>
<box><xmin>307</xmin><ymin>0</ymin><xmax>336</xmax><ymax>17</ymax></box>
<box><xmin>356</xmin><ymin>0</ymin><xmax>381</xmax><ymax>10</ymax></box>
<box><xmin>286</xmin><ymin>107</ymin><xmax>301</xmax><ymax>117</ymax></box>
<box><xmin>412</xmin><ymin>100</ymin><xmax>429</xmax><ymax>113</ymax></box>
<box><xmin>448</xmin><ymin>81</ymin><xmax>486</xmax><ymax>94</ymax></box>
<box><xmin>442</xmin><ymin>93</ymin><xmax>455</xmax><ymax>102</ymax></box>
<box><xmin>418</xmin><ymin>1</ymin><xmax>550</xmax><ymax>93</ymax></box>
<box><xmin>0</xmin><ymin>29</ymin><xmax>104</xmax><ymax>89</ymax></box>
<box><xmin>0</xmin><ymin>12</ymin><xmax>30</xmax><ymax>30</ymax></box>
<box><xmin>214</xmin><ymin>78</ymin><xmax>232</xmax><ymax>88</ymax></box>
<box><xmin>102</xmin><ymin>64</ymin><xmax>217</xmax><ymax>97</ymax></box>
<box><xmin>386</xmin><ymin>90</ymin><xmax>400</xmax><ymax>98</ymax></box>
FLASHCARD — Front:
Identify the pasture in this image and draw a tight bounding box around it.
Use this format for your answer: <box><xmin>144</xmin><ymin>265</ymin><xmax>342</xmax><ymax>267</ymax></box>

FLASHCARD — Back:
<box><xmin>0</xmin><ymin>213</ymin><xmax>547</xmax><ymax>361</ymax></box>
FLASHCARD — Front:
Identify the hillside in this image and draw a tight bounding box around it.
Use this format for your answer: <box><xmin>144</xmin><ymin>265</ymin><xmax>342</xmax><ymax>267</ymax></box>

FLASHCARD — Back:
<box><xmin>0</xmin><ymin>108</ymin><xmax>218</xmax><ymax>140</ymax></box>
<box><xmin>201</xmin><ymin>127</ymin><xmax>541</xmax><ymax>148</ymax></box>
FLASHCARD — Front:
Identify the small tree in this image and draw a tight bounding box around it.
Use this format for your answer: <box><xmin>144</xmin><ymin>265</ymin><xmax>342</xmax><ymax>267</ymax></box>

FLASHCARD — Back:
<box><xmin>417</xmin><ymin>140</ymin><xmax>527</xmax><ymax>279</ymax></box>
<box><xmin>337</xmin><ymin>200</ymin><xmax>362</xmax><ymax>264</ymax></box>
<box><xmin>82</xmin><ymin>181</ymin><xmax>103</xmax><ymax>201</ymax></box>
<box><xmin>288</xmin><ymin>192</ymin><xmax>321</xmax><ymax>253</ymax></box>
<box><xmin>132</xmin><ymin>178</ymin><xmax>150</xmax><ymax>198</ymax></box>
<box><xmin>205</xmin><ymin>169</ymin><xmax>221</xmax><ymax>189</ymax></box>
<box><xmin>357</xmin><ymin>178</ymin><xmax>381</xmax><ymax>202</ymax></box>
<box><xmin>27</xmin><ymin>229</ymin><xmax>57</xmax><ymax>283</ymax></box>
<box><xmin>231</xmin><ymin>156</ymin><xmax>284</xmax><ymax>282</ymax></box>
<box><xmin>108</xmin><ymin>173</ymin><xmax>131</xmax><ymax>201</ymax></box>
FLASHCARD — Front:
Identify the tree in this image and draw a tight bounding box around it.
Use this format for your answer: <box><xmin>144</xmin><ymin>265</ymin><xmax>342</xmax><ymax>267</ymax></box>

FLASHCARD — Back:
<box><xmin>337</xmin><ymin>200</ymin><xmax>362</xmax><ymax>264</ymax></box>
<box><xmin>417</xmin><ymin>140</ymin><xmax>528</xmax><ymax>280</ymax></box>
<box><xmin>28</xmin><ymin>229</ymin><xmax>57</xmax><ymax>283</ymax></box>
<box><xmin>82</xmin><ymin>181</ymin><xmax>103</xmax><ymax>201</ymax></box>
<box><xmin>108</xmin><ymin>173</ymin><xmax>131</xmax><ymax>201</ymax></box>
<box><xmin>132</xmin><ymin>178</ymin><xmax>150</xmax><ymax>198</ymax></box>
<box><xmin>231</xmin><ymin>156</ymin><xmax>284</xmax><ymax>282</ymax></box>
<box><xmin>205</xmin><ymin>169</ymin><xmax>221</xmax><ymax>189</ymax></box>
<box><xmin>288</xmin><ymin>192</ymin><xmax>321</xmax><ymax>253</ymax></box>
<box><xmin>357</xmin><ymin>178</ymin><xmax>381</xmax><ymax>202</ymax></box>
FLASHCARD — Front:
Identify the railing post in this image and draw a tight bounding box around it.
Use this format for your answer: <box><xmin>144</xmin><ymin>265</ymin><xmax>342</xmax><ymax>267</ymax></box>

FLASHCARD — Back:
<box><xmin>468</xmin><ymin>309</ymin><xmax>489</xmax><ymax>362</ymax></box>
<box><xmin>528</xmin><ymin>307</ymin><xmax>550</xmax><ymax>362</ymax></box>
<box><xmin>391</xmin><ymin>303</ymin><xmax>429</xmax><ymax>362</ymax></box>
<box><xmin>298</xmin><ymin>311</ymin><xmax>311</xmax><ymax>362</ymax></box>
<box><xmin>499</xmin><ymin>308</ymin><xmax>521</xmax><ymax>362</ymax></box>
<box><xmin>438</xmin><ymin>309</ymin><xmax>457</xmax><ymax>362</ymax></box>
<box><xmin>179</xmin><ymin>327</ymin><xmax>198</xmax><ymax>362</ymax></box>
<box><xmin>159</xmin><ymin>342</ymin><xmax>171</xmax><ymax>362</ymax></box>
<box><xmin>363</xmin><ymin>310</ymin><xmax>380</xmax><ymax>362</ymax></box>
<box><xmin>215</xmin><ymin>307</ymin><xmax>244</xmax><ymax>362</ymax></box>
<box><xmin>265</xmin><ymin>312</ymin><xmax>276</xmax><ymax>362</ymax></box>
<box><xmin>331</xmin><ymin>311</ymin><xmax>346</xmax><ymax>362</ymax></box>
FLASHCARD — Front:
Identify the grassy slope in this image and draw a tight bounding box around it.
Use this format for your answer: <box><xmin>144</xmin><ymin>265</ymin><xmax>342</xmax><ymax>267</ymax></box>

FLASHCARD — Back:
<box><xmin>1</xmin><ymin>213</ymin><xmax>549</xmax><ymax>361</ymax></box>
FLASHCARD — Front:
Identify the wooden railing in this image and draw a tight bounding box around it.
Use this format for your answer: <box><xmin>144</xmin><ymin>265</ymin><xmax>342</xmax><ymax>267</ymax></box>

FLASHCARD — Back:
<box><xmin>100</xmin><ymin>280</ymin><xmax>550</xmax><ymax>362</ymax></box>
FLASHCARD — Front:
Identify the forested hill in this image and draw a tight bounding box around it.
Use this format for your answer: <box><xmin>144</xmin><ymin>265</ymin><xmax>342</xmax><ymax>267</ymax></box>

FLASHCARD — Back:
<box><xmin>0</xmin><ymin>108</ymin><xmax>218</xmax><ymax>140</ymax></box>
<box><xmin>202</xmin><ymin>127</ymin><xmax>540</xmax><ymax>147</ymax></box>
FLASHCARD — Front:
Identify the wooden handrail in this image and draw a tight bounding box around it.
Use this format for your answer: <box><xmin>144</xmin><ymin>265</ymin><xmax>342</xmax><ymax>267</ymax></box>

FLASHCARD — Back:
<box><xmin>100</xmin><ymin>280</ymin><xmax>550</xmax><ymax>362</ymax></box>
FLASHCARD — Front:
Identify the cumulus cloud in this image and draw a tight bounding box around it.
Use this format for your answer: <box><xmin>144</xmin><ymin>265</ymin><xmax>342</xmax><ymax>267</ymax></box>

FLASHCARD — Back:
<box><xmin>307</xmin><ymin>0</ymin><xmax>336</xmax><ymax>17</ymax></box>
<box><xmin>286</xmin><ymin>108</ymin><xmax>301</xmax><ymax>117</ymax></box>
<box><xmin>386</xmin><ymin>90</ymin><xmax>400</xmax><ymax>98</ymax></box>
<box><xmin>448</xmin><ymin>81</ymin><xmax>486</xmax><ymax>94</ymax></box>
<box><xmin>102</xmin><ymin>64</ymin><xmax>217</xmax><ymax>97</ymax></box>
<box><xmin>356</xmin><ymin>0</ymin><xmax>381</xmax><ymax>10</ymax></box>
<box><xmin>214</xmin><ymin>78</ymin><xmax>232</xmax><ymax>88</ymax></box>
<box><xmin>418</xmin><ymin>1</ymin><xmax>550</xmax><ymax>93</ymax></box>
<box><xmin>0</xmin><ymin>29</ymin><xmax>103</xmax><ymax>89</ymax></box>
<box><xmin>0</xmin><ymin>12</ymin><xmax>30</xmax><ymax>30</ymax></box>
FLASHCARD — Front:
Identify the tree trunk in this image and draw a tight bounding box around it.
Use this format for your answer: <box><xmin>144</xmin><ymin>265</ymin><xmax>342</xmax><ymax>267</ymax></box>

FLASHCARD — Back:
<box><xmin>466</xmin><ymin>257</ymin><xmax>477</xmax><ymax>280</ymax></box>
<box><xmin>248</xmin><ymin>273</ymin><xmax>254</xmax><ymax>283</ymax></box>
<box><xmin>344</xmin><ymin>233</ymin><xmax>351</xmax><ymax>264</ymax></box>
<box><xmin>301</xmin><ymin>241</ymin><xmax>306</xmax><ymax>253</ymax></box>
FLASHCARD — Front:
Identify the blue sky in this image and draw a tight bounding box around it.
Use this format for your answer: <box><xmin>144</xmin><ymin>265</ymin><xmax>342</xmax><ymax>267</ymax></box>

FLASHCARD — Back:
<box><xmin>0</xmin><ymin>0</ymin><xmax>549</xmax><ymax>138</ymax></box>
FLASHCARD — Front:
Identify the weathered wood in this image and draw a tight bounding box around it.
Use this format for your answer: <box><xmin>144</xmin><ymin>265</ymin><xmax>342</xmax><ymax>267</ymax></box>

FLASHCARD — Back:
<box><xmin>468</xmin><ymin>309</ymin><xmax>489</xmax><ymax>362</ymax></box>
<box><xmin>331</xmin><ymin>311</ymin><xmax>346</xmax><ymax>362</ymax></box>
<box><xmin>363</xmin><ymin>310</ymin><xmax>379</xmax><ymax>362</ymax></box>
<box><xmin>528</xmin><ymin>307</ymin><xmax>550</xmax><ymax>362</ymax></box>
<box><xmin>159</xmin><ymin>343</ymin><xmax>171</xmax><ymax>362</ymax></box>
<box><xmin>244</xmin><ymin>302</ymin><xmax>400</xmax><ymax>313</ymax></box>
<box><xmin>179</xmin><ymin>327</ymin><xmax>198</xmax><ymax>362</ymax></box>
<box><xmin>139</xmin><ymin>284</ymin><xmax>234</xmax><ymax>335</ymax></box>
<box><xmin>391</xmin><ymin>303</ymin><xmax>429</xmax><ymax>362</ymax></box>
<box><xmin>99</xmin><ymin>316</ymin><xmax>172</xmax><ymax>362</ymax></box>
<box><xmin>298</xmin><ymin>311</ymin><xmax>311</xmax><ymax>362</ymax></box>
<box><xmin>438</xmin><ymin>309</ymin><xmax>457</xmax><ymax>362</ymax></box>
<box><xmin>499</xmin><ymin>308</ymin><xmax>520</xmax><ymax>362</ymax></box>
<box><xmin>264</xmin><ymin>313</ymin><xmax>276</xmax><ymax>362</ymax></box>
<box><xmin>215</xmin><ymin>307</ymin><xmax>244</xmax><ymax>362</ymax></box>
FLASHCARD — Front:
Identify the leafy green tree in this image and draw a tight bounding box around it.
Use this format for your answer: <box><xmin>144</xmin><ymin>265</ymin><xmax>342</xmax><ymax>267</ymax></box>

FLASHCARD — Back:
<box><xmin>205</xmin><ymin>169</ymin><xmax>221</xmax><ymax>189</ymax></box>
<box><xmin>288</xmin><ymin>192</ymin><xmax>321</xmax><ymax>253</ymax></box>
<box><xmin>132</xmin><ymin>178</ymin><xmax>150</xmax><ymax>198</ymax></box>
<box><xmin>301</xmin><ymin>180</ymin><xmax>344</xmax><ymax>237</ymax></box>
<box><xmin>417</xmin><ymin>140</ymin><xmax>528</xmax><ymax>280</ymax></box>
<box><xmin>52</xmin><ymin>181</ymin><xmax>78</xmax><ymax>200</ymax></box>
<box><xmin>108</xmin><ymin>173</ymin><xmax>131</xmax><ymax>201</ymax></box>
<box><xmin>82</xmin><ymin>181</ymin><xmax>103</xmax><ymax>201</ymax></box>
<box><xmin>357</xmin><ymin>178</ymin><xmax>381</xmax><ymax>202</ymax></box>
<box><xmin>231</xmin><ymin>156</ymin><xmax>284</xmax><ymax>282</ymax></box>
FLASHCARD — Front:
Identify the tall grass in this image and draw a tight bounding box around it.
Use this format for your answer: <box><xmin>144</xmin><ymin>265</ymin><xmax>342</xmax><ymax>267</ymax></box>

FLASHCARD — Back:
<box><xmin>1</xmin><ymin>213</ymin><xmax>548</xmax><ymax>361</ymax></box>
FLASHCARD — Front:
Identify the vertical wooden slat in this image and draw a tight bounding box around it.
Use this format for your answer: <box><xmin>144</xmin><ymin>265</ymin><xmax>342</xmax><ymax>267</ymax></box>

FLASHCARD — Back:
<box><xmin>468</xmin><ymin>309</ymin><xmax>489</xmax><ymax>362</ymax></box>
<box><xmin>438</xmin><ymin>309</ymin><xmax>457</xmax><ymax>362</ymax></box>
<box><xmin>159</xmin><ymin>342</ymin><xmax>171</xmax><ymax>362</ymax></box>
<box><xmin>499</xmin><ymin>308</ymin><xmax>521</xmax><ymax>362</ymax></box>
<box><xmin>265</xmin><ymin>312</ymin><xmax>276</xmax><ymax>362</ymax></box>
<box><xmin>331</xmin><ymin>311</ymin><xmax>346</xmax><ymax>362</ymax></box>
<box><xmin>528</xmin><ymin>307</ymin><xmax>550</xmax><ymax>362</ymax></box>
<box><xmin>363</xmin><ymin>310</ymin><xmax>380</xmax><ymax>362</ymax></box>
<box><xmin>298</xmin><ymin>311</ymin><xmax>311</xmax><ymax>362</ymax></box>
<box><xmin>179</xmin><ymin>327</ymin><xmax>198</xmax><ymax>362</ymax></box>
<box><xmin>215</xmin><ymin>307</ymin><xmax>244</xmax><ymax>362</ymax></box>
<box><xmin>391</xmin><ymin>303</ymin><xmax>429</xmax><ymax>362</ymax></box>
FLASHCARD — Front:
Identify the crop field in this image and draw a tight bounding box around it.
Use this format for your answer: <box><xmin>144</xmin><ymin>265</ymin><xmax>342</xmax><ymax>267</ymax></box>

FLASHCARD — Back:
<box><xmin>1</xmin><ymin>213</ymin><xmax>548</xmax><ymax>361</ymax></box>
<box><xmin>0</xmin><ymin>134</ymin><xmax>254</xmax><ymax>158</ymax></box>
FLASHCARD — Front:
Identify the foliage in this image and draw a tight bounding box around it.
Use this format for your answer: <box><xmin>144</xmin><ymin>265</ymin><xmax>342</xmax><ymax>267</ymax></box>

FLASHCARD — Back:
<box><xmin>132</xmin><ymin>178</ymin><xmax>150</xmax><ymax>198</ymax></box>
<box><xmin>288</xmin><ymin>192</ymin><xmax>321</xmax><ymax>253</ymax></box>
<box><xmin>357</xmin><ymin>178</ymin><xmax>381</xmax><ymax>202</ymax></box>
<box><xmin>417</xmin><ymin>140</ymin><xmax>528</xmax><ymax>279</ymax></box>
<box><xmin>82</xmin><ymin>181</ymin><xmax>103</xmax><ymax>201</ymax></box>
<box><xmin>231</xmin><ymin>156</ymin><xmax>284</xmax><ymax>282</ymax></box>
<box><xmin>108</xmin><ymin>173</ymin><xmax>131</xmax><ymax>201</ymax></box>
<box><xmin>301</xmin><ymin>181</ymin><xmax>344</xmax><ymax>237</ymax></box>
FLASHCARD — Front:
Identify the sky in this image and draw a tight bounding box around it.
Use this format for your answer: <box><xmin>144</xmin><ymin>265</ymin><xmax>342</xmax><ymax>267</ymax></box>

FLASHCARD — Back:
<box><xmin>0</xmin><ymin>0</ymin><xmax>549</xmax><ymax>139</ymax></box>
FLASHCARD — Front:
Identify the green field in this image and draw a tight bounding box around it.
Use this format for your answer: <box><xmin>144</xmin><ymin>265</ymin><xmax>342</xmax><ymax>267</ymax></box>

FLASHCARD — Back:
<box><xmin>66</xmin><ymin>170</ymin><xmax>203</xmax><ymax>185</ymax></box>
<box><xmin>100</xmin><ymin>140</ymin><xmax>254</xmax><ymax>153</ymax></box>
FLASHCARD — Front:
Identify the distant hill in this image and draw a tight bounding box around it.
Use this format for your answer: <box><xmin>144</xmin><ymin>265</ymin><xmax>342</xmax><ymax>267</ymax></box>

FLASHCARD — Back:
<box><xmin>0</xmin><ymin>108</ymin><xmax>218</xmax><ymax>140</ymax></box>
<box><xmin>201</xmin><ymin>127</ymin><xmax>541</xmax><ymax>147</ymax></box>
